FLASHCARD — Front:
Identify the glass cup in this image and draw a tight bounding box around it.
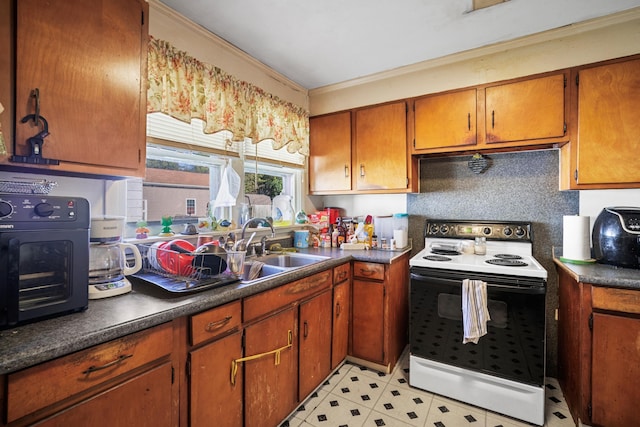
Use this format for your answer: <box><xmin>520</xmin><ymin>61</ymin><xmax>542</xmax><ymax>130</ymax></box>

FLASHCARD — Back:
<box><xmin>226</xmin><ymin>250</ymin><xmax>246</xmax><ymax>276</ymax></box>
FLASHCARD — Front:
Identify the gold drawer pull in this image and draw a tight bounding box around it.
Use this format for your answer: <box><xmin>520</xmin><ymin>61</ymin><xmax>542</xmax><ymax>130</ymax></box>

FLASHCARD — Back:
<box><xmin>230</xmin><ymin>330</ymin><xmax>293</xmax><ymax>385</ymax></box>
<box><xmin>206</xmin><ymin>316</ymin><xmax>232</xmax><ymax>332</ymax></box>
<box><xmin>82</xmin><ymin>354</ymin><xmax>133</xmax><ymax>375</ymax></box>
<box><xmin>337</xmin><ymin>271</ymin><xmax>348</xmax><ymax>281</ymax></box>
<box><xmin>336</xmin><ymin>302</ymin><xmax>341</xmax><ymax>317</ymax></box>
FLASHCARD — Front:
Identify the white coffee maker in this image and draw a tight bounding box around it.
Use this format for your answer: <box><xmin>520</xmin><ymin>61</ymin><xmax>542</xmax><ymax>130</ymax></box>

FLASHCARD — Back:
<box><xmin>89</xmin><ymin>217</ymin><xmax>142</xmax><ymax>299</ymax></box>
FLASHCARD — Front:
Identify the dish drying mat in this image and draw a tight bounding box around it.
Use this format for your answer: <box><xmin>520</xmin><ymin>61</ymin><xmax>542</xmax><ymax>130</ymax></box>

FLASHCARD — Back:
<box><xmin>129</xmin><ymin>271</ymin><xmax>238</xmax><ymax>294</ymax></box>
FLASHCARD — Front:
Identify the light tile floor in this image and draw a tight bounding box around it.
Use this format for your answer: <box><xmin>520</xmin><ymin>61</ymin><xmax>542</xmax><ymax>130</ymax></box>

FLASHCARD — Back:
<box><xmin>281</xmin><ymin>349</ymin><xmax>574</xmax><ymax>427</ymax></box>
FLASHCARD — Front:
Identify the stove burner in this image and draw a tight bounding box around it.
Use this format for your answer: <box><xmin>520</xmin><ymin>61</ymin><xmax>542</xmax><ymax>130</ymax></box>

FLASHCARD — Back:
<box><xmin>431</xmin><ymin>249</ymin><xmax>460</xmax><ymax>256</ymax></box>
<box><xmin>423</xmin><ymin>255</ymin><xmax>452</xmax><ymax>262</ymax></box>
<box><xmin>494</xmin><ymin>254</ymin><xmax>523</xmax><ymax>260</ymax></box>
<box><xmin>486</xmin><ymin>258</ymin><xmax>529</xmax><ymax>267</ymax></box>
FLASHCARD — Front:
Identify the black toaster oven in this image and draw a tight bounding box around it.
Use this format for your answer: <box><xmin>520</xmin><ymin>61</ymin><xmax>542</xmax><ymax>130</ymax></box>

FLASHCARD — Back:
<box><xmin>0</xmin><ymin>195</ymin><xmax>90</xmax><ymax>328</ymax></box>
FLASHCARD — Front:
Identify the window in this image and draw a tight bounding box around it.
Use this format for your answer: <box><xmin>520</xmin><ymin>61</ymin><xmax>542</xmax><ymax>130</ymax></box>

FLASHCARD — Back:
<box><xmin>126</xmin><ymin>113</ymin><xmax>305</xmax><ymax>236</ymax></box>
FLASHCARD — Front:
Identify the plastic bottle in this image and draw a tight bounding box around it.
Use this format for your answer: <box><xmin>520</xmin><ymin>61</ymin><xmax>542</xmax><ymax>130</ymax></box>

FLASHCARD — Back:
<box><xmin>336</xmin><ymin>217</ymin><xmax>347</xmax><ymax>247</ymax></box>
<box><xmin>239</xmin><ymin>203</ymin><xmax>250</xmax><ymax>227</ymax></box>
<box><xmin>272</xmin><ymin>194</ymin><xmax>294</xmax><ymax>226</ymax></box>
<box><xmin>363</xmin><ymin>215</ymin><xmax>374</xmax><ymax>247</ymax></box>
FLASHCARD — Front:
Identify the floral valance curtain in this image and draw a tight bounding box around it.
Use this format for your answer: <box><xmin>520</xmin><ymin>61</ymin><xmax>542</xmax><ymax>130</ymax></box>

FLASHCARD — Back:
<box><xmin>147</xmin><ymin>36</ymin><xmax>309</xmax><ymax>156</ymax></box>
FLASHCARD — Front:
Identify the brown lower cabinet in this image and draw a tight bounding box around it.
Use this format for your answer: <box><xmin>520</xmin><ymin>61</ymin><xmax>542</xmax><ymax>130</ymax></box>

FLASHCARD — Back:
<box><xmin>556</xmin><ymin>266</ymin><xmax>640</xmax><ymax>427</ymax></box>
<box><xmin>2</xmin><ymin>260</ymin><xmax>409</xmax><ymax>427</ymax></box>
<box><xmin>350</xmin><ymin>254</ymin><xmax>409</xmax><ymax>372</ymax></box>
<box><xmin>244</xmin><ymin>307</ymin><xmax>298</xmax><ymax>427</ymax></box>
<box><xmin>1</xmin><ymin>322</ymin><xmax>175</xmax><ymax>427</ymax></box>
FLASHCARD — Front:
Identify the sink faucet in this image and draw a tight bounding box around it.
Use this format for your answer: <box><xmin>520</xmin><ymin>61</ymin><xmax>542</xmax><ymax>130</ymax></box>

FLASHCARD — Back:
<box><xmin>241</xmin><ymin>217</ymin><xmax>276</xmax><ymax>241</ymax></box>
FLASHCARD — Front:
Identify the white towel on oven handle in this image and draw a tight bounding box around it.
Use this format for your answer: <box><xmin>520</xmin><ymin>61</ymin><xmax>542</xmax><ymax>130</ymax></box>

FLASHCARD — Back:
<box><xmin>462</xmin><ymin>279</ymin><xmax>491</xmax><ymax>344</ymax></box>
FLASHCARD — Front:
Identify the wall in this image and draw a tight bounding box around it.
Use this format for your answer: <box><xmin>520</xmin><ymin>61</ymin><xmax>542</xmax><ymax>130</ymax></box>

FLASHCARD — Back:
<box><xmin>409</xmin><ymin>149</ymin><xmax>578</xmax><ymax>376</ymax></box>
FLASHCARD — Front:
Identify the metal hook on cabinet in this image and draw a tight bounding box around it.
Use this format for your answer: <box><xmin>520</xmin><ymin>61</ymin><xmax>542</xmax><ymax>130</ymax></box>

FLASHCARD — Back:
<box><xmin>10</xmin><ymin>114</ymin><xmax>60</xmax><ymax>165</ymax></box>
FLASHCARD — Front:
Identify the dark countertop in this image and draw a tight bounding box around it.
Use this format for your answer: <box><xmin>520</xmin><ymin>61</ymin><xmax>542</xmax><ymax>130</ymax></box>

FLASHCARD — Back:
<box><xmin>552</xmin><ymin>247</ymin><xmax>640</xmax><ymax>290</ymax></box>
<box><xmin>0</xmin><ymin>247</ymin><xmax>410</xmax><ymax>374</ymax></box>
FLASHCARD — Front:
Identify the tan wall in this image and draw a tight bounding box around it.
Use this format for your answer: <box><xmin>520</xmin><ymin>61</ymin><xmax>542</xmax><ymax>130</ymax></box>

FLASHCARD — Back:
<box><xmin>309</xmin><ymin>8</ymin><xmax>640</xmax><ymax>115</ymax></box>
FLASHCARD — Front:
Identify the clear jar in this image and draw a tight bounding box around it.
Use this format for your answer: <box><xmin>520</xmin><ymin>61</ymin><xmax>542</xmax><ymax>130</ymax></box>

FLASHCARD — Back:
<box><xmin>474</xmin><ymin>237</ymin><xmax>487</xmax><ymax>255</ymax></box>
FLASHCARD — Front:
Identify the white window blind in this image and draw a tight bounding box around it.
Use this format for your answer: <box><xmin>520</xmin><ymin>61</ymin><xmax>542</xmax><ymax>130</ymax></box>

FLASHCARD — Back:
<box><xmin>147</xmin><ymin>112</ymin><xmax>306</xmax><ymax>166</ymax></box>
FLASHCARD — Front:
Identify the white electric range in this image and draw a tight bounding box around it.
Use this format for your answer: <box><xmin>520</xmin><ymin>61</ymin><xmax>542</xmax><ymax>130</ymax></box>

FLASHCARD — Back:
<box><xmin>409</xmin><ymin>220</ymin><xmax>548</xmax><ymax>426</ymax></box>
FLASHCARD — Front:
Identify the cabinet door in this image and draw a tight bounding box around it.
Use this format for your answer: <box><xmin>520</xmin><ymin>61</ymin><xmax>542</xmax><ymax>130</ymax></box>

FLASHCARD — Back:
<box><xmin>414</xmin><ymin>89</ymin><xmax>477</xmax><ymax>150</ymax></box>
<box><xmin>351</xmin><ymin>279</ymin><xmax>385</xmax><ymax>364</ymax></box>
<box><xmin>36</xmin><ymin>363</ymin><xmax>173</xmax><ymax>427</ymax></box>
<box><xmin>309</xmin><ymin>112</ymin><xmax>352</xmax><ymax>193</ymax></box>
<box><xmin>299</xmin><ymin>290</ymin><xmax>333</xmax><ymax>399</ymax></box>
<box><xmin>485</xmin><ymin>74</ymin><xmax>566</xmax><ymax>143</ymax></box>
<box><xmin>332</xmin><ymin>280</ymin><xmax>351</xmax><ymax>369</ymax></box>
<box><xmin>13</xmin><ymin>0</ymin><xmax>146</xmax><ymax>176</ymax></box>
<box><xmin>575</xmin><ymin>58</ymin><xmax>640</xmax><ymax>185</ymax></box>
<box><xmin>591</xmin><ymin>312</ymin><xmax>640</xmax><ymax>427</ymax></box>
<box><xmin>244</xmin><ymin>307</ymin><xmax>297</xmax><ymax>427</ymax></box>
<box><xmin>189</xmin><ymin>331</ymin><xmax>243</xmax><ymax>427</ymax></box>
<box><xmin>354</xmin><ymin>102</ymin><xmax>408</xmax><ymax>191</ymax></box>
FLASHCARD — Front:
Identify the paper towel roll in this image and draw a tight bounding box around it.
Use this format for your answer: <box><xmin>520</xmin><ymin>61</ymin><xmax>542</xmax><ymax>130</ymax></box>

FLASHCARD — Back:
<box><xmin>563</xmin><ymin>215</ymin><xmax>591</xmax><ymax>260</ymax></box>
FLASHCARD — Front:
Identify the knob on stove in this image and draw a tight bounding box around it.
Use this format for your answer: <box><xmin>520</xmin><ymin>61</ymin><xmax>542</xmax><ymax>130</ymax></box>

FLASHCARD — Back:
<box><xmin>515</xmin><ymin>226</ymin><xmax>526</xmax><ymax>237</ymax></box>
<box><xmin>503</xmin><ymin>226</ymin><xmax>513</xmax><ymax>236</ymax></box>
<box><xmin>483</xmin><ymin>227</ymin><xmax>492</xmax><ymax>235</ymax></box>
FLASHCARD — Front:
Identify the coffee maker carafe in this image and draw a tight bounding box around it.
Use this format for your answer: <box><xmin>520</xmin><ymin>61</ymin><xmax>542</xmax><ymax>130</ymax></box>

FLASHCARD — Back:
<box><xmin>89</xmin><ymin>217</ymin><xmax>141</xmax><ymax>299</ymax></box>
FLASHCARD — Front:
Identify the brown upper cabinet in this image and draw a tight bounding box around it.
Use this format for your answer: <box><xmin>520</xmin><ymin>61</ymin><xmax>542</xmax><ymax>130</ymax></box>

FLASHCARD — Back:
<box><xmin>309</xmin><ymin>111</ymin><xmax>352</xmax><ymax>193</ymax></box>
<box><xmin>1</xmin><ymin>0</ymin><xmax>148</xmax><ymax>178</ymax></box>
<box><xmin>414</xmin><ymin>88</ymin><xmax>478</xmax><ymax>150</ymax></box>
<box><xmin>309</xmin><ymin>101</ymin><xmax>418</xmax><ymax>195</ymax></box>
<box><xmin>412</xmin><ymin>72</ymin><xmax>568</xmax><ymax>154</ymax></box>
<box><xmin>560</xmin><ymin>55</ymin><xmax>640</xmax><ymax>189</ymax></box>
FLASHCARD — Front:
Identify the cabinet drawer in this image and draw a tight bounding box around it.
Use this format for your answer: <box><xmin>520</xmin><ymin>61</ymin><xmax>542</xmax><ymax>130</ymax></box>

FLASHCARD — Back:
<box><xmin>191</xmin><ymin>300</ymin><xmax>242</xmax><ymax>346</ymax></box>
<box><xmin>333</xmin><ymin>263</ymin><xmax>351</xmax><ymax>285</ymax></box>
<box><xmin>353</xmin><ymin>261</ymin><xmax>385</xmax><ymax>281</ymax></box>
<box><xmin>7</xmin><ymin>322</ymin><xmax>172</xmax><ymax>423</ymax></box>
<box><xmin>592</xmin><ymin>286</ymin><xmax>640</xmax><ymax>315</ymax></box>
<box><xmin>244</xmin><ymin>270</ymin><xmax>332</xmax><ymax>322</ymax></box>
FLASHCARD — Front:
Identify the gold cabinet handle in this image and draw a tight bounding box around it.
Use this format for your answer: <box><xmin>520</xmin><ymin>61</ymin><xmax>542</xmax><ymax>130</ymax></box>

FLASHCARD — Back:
<box><xmin>230</xmin><ymin>330</ymin><xmax>293</xmax><ymax>385</ymax></box>
<box><xmin>206</xmin><ymin>316</ymin><xmax>232</xmax><ymax>332</ymax></box>
<box><xmin>360</xmin><ymin>164</ymin><xmax>365</xmax><ymax>177</ymax></box>
<box><xmin>82</xmin><ymin>354</ymin><xmax>133</xmax><ymax>375</ymax></box>
<box><xmin>336</xmin><ymin>302</ymin><xmax>341</xmax><ymax>317</ymax></box>
<box><xmin>344</xmin><ymin>165</ymin><xmax>349</xmax><ymax>178</ymax></box>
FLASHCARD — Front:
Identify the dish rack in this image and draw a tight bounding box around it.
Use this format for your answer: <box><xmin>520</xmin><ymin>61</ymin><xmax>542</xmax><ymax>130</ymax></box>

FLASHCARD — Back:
<box><xmin>131</xmin><ymin>243</ymin><xmax>239</xmax><ymax>293</ymax></box>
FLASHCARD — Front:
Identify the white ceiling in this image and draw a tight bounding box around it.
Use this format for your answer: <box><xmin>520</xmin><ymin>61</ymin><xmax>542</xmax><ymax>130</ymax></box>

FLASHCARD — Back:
<box><xmin>159</xmin><ymin>0</ymin><xmax>640</xmax><ymax>89</ymax></box>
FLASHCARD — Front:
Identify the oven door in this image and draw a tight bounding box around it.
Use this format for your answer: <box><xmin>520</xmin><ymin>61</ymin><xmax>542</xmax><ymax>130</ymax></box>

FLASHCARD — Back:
<box><xmin>0</xmin><ymin>229</ymin><xmax>89</xmax><ymax>327</ymax></box>
<box><xmin>410</xmin><ymin>267</ymin><xmax>546</xmax><ymax>387</ymax></box>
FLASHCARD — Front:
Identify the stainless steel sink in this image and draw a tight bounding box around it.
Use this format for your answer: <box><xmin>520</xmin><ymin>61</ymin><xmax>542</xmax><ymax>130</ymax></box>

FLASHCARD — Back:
<box><xmin>259</xmin><ymin>253</ymin><xmax>330</xmax><ymax>268</ymax></box>
<box><xmin>239</xmin><ymin>253</ymin><xmax>330</xmax><ymax>283</ymax></box>
<box><xmin>240</xmin><ymin>263</ymin><xmax>287</xmax><ymax>283</ymax></box>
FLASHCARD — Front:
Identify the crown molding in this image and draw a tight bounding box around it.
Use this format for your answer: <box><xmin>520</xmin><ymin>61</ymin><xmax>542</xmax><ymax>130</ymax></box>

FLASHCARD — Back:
<box><xmin>309</xmin><ymin>6</ymin><xmax>640</xmax><ymax>96</ymax></box>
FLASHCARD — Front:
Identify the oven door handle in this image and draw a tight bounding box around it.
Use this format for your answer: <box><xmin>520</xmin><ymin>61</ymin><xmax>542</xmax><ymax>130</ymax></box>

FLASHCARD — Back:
<box><xmin>410</xmin><ymin>273</ymin><xmax>546</xmax><ymax>295</ymax></box>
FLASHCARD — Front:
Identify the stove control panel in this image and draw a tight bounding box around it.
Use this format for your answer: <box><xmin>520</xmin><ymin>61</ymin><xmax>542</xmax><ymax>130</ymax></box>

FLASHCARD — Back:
<box><xmin>424</xmin><ymin>220</ymin><xmax>532</xmax><ymax>242</ymax></box>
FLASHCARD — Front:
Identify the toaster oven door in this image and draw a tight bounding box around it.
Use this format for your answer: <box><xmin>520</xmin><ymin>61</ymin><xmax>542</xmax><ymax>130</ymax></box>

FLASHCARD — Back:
<box><xmin>0</xmin><ymin>229</ymin><xmax>89</xmax><ymax>327</ymax></box>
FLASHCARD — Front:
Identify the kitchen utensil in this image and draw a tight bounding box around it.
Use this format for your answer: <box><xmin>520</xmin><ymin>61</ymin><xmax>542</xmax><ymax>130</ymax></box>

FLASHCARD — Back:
<box><xmin>245</xmin><ymin>232</ymin><xmax>256</xmax><ymax>248</ymax></box>
<box><xmin>233</xmin><ymin>238</ymin><xmax>245</xmax><ymax>251</ymax></box>
<box><xmin>160</xmin><ymin>239</ymin><xmax>196</xmax><ymax>276</ymax></box>
<box><xmin>192</xmin><ymin>243</ymin><xmax>228</xmax><ymax>274</ymax></box>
